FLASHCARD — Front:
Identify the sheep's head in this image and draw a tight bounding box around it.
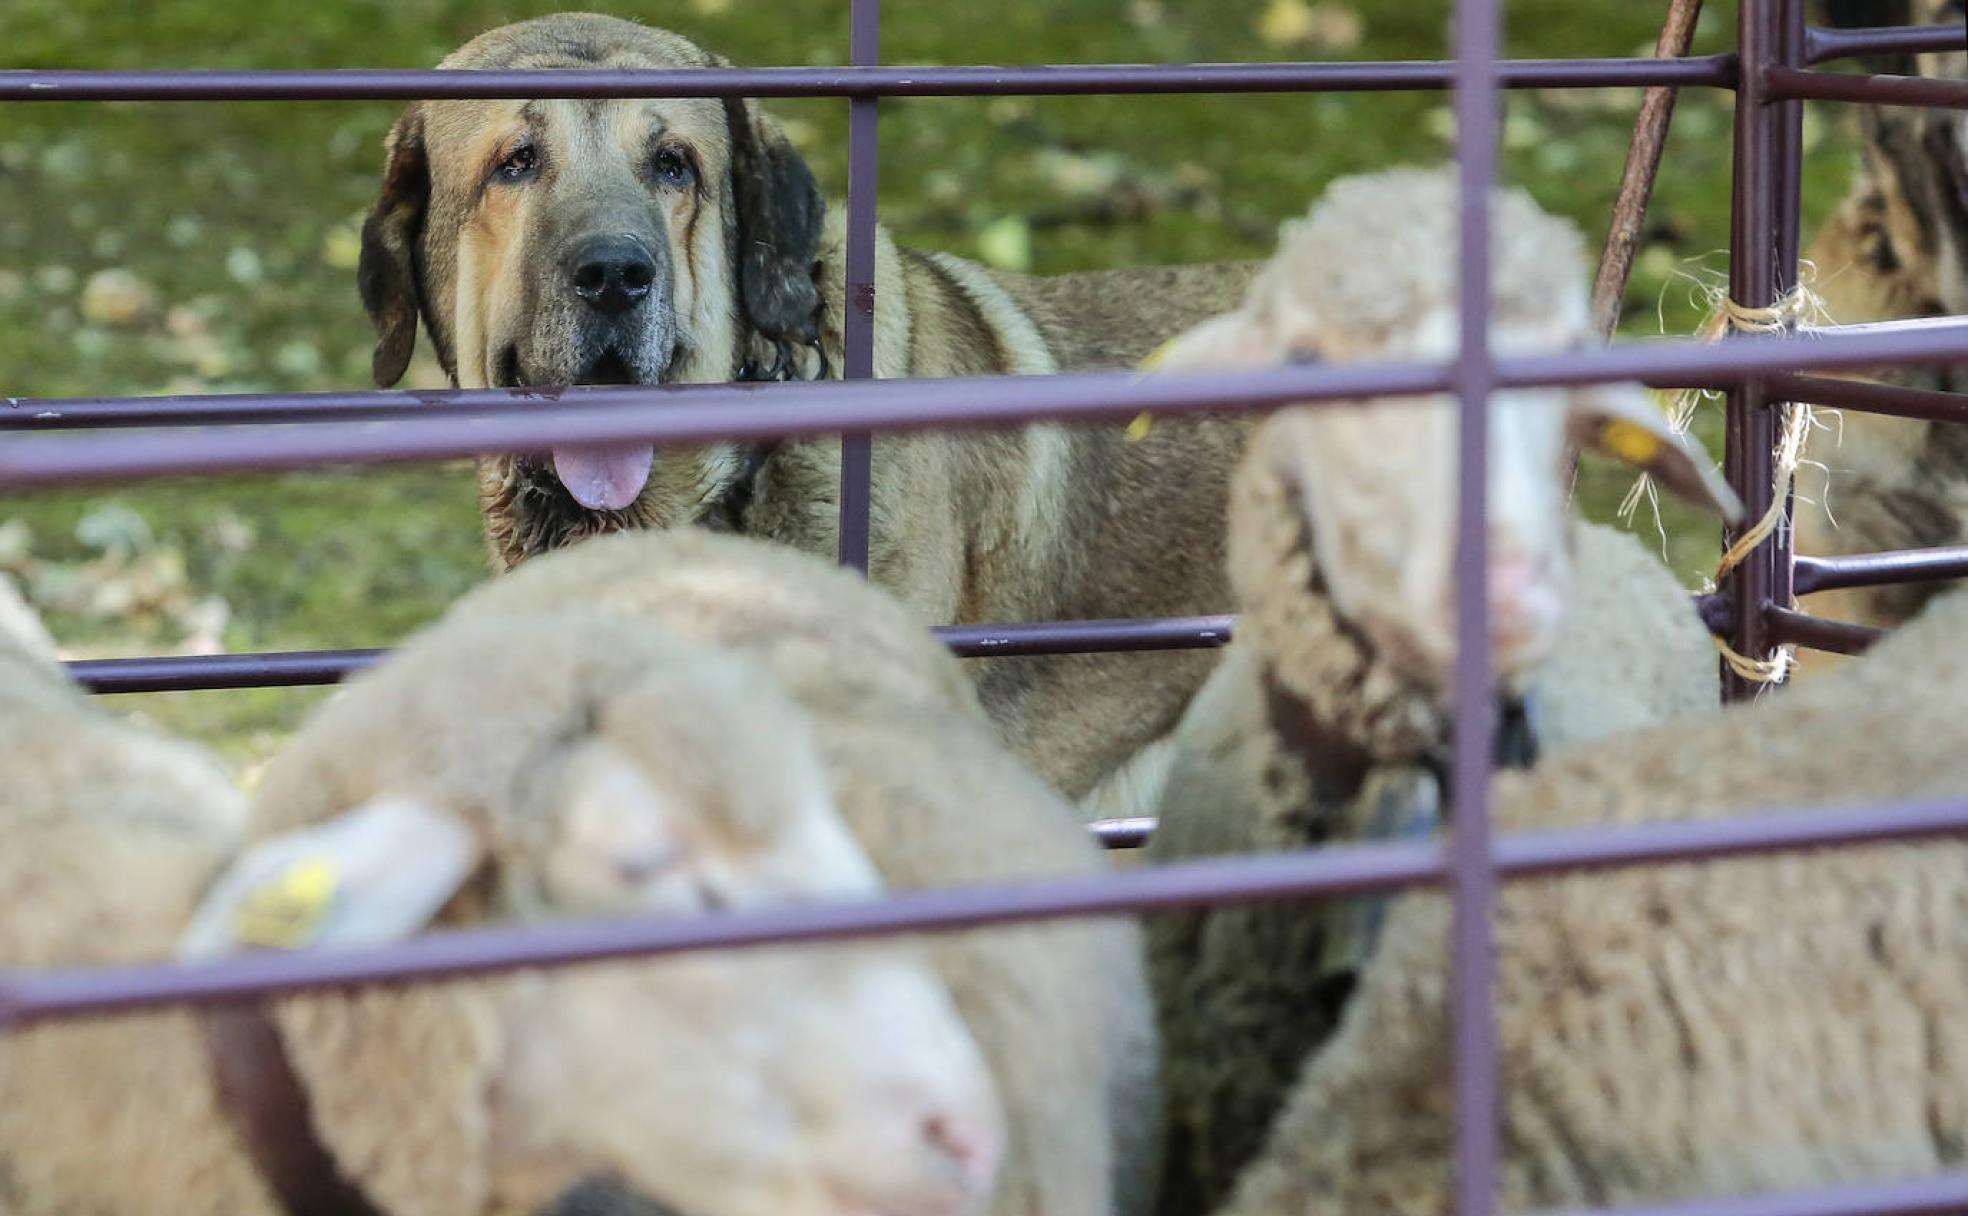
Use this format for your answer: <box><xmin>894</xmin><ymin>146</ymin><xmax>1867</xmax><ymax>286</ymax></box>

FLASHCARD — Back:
<box><xmin>0</xmin><ymin>571</ymin><xmax>60</xmax><ymax>668</ymax></box>
<box><xmin>1151</xmin><ymin>166</ymin><xmax>1741</xmax><ymax>703</ymax></box>
<box><xmin>181</xmin><ymin>617</ymin><xmax>1005</xmax><ymax>1216</ymax></box>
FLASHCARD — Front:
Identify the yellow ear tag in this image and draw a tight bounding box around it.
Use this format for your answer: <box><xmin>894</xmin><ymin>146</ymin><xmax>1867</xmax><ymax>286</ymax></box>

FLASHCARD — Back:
<box><xmin>1138</xmin><ymin>334</ymin><xmax>1180</xmax><ymax>373</ymax></box>
<box><xmin>1126</xmin><ymin>337</ymin><xmax>1183</xmax><ymax>442</ymax></box>
<box><xmin>232</xmin><ymin>857</ymin><xmax>339</xmax><ymax>950</ymax></box>
<box><xmin>1600</xmin><ymin>418</ymin><xmax>1663</xmax><ymax>468</ymax></box>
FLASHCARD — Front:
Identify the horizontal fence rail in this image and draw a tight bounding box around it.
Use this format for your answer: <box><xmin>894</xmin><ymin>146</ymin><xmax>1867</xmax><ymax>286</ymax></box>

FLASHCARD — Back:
<box><xmin>7</xmin><ymin>790</ymin><xmax>1967</xmax><ymax>1027</ymax></box>
<box><xmin>10</xmin><ymin>318</ymin><xmax>1968</xmax><ymax>490</ymax></box>
<box><xmin>66</xmin><ymin>615</ymin><xmax>1236</xmax><ymax>693</ymax></box>
<box><xmin>0</xmin><ymin>56</ymin><xmax>1737</xmax><ymax>102</ymax></box>
<box><xmin>1804</xmin><ymin>21</ymin><xmax>1967</xmax><ymax>64</ymax></box>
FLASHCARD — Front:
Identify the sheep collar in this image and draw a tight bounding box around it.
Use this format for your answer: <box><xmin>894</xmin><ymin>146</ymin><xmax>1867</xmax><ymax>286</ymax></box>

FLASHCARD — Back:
<box><xmin>199</xmin><ymin>1004</ymin><xmax>388</xmax><ymax>1216</ymax></box>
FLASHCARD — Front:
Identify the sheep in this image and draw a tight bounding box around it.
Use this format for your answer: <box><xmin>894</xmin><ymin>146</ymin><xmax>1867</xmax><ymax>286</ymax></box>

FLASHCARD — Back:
<box><xmin>6</xmin><ymin>606</ymin><xmax>1008</xmax><ymax>1216</ymax></box>
<box><xmin>232</xmin><ymin>526</ymin><xmax>1161</xmax><ymax>1216</ymax></box>
<box><xmin>1221</xmin><ymin>574</ymin><xmax>1968</xmax><ymax>1216</ymax></box>
<box><xmin>0</xmin><ymin>570</ymin><xmax>271</xmax><ymax>1212</ymax></box>
<box><xmin>1131</xmin><ymin>165</ymin><xmax>1743</xmax><ymax>1216</ymax></box>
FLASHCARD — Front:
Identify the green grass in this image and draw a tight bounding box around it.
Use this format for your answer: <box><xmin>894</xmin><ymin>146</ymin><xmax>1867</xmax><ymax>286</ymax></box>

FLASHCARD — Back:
<box><xmin>0</xmin><ymin>0</ymin><xmax>1865</xmax><ymax>765</ymax></box>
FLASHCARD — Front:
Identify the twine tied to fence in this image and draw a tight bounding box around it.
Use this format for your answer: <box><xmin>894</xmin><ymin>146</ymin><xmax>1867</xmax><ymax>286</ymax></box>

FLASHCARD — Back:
<box><xmin>1621</xmin><ymin>279</ymin><xmax>1825</xmax><ymax>685</ymax></box>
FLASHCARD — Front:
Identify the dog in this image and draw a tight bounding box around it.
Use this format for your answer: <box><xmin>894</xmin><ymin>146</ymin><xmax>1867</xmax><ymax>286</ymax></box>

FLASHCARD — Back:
<box><xmin>1792</xmin><ymin>0</ymin><xmax>1968</xmax><ymax>673</ymax></box>
<box><xmin>355</xmin><ymin>12</ymin><xmax>1261</xmax><ymax>816</ymax></box>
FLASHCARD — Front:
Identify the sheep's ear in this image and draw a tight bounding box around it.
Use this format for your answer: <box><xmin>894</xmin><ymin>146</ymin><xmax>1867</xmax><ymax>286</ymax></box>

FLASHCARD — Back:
<box><xmin>1568</xmin><ymin>383</ymin><xmax>1745</xmax><ymax>524</ymax></box>
<box><xmin>1140</xmin><ymin>310</ymin><xmax>1274</xmax><ymax>374</ymax></box>
<box><xmin>179</xmin><ymin>798</ymin><xmax>480</xmax><ymax>960</ymax></box>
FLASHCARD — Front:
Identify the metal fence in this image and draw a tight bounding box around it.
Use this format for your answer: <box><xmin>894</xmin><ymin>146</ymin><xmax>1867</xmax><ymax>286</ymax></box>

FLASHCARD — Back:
<box><xmin>6</xmin><ymin>2</ymin><xmax>1968</xmax><ymax>1215</ymax></box>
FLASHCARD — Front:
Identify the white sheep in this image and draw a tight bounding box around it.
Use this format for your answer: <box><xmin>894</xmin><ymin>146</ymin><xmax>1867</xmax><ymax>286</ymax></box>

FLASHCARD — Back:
<box><xmin>1223</xmin><ymin>575</ymin><xmax>1968</xmax><ymax>1216</ymax></box>
<box><xmin>1134</xmin><ymin>165</ymin><xmax>1743</xmax><ymax>1215</ymax></box>
<box><xmin>230</xmin><ymin>527</ymin><xmax>1161</xmax><ymax>1216</ymax></box>
<box><xmin>0</xmin><ymin>571</ymin><xmax>269</xmax><ymax>1212</ymax></box>
<box><xmin>6</xmin><ymin>606</ymin><xmax>1007</xmax><ymax>1216</ymax></box>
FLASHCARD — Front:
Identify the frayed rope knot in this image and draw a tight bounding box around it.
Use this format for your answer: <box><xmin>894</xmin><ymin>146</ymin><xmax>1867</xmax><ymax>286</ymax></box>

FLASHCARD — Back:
<box><xmin>1619</xmin><ymin>278</ymin><xmax>1824</xmax><ymax>685</ymax></box>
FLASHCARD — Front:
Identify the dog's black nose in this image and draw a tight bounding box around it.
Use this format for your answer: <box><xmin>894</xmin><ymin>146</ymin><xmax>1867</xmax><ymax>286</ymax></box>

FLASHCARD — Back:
<box><xmin>570</xmin><ymin>237</ymin><xmax>657</xmax><ymax>315</ymax></box>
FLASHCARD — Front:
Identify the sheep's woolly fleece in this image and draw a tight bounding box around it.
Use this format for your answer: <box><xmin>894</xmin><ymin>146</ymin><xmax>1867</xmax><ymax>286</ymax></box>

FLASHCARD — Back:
<box><xmin>277</xmin><ymin>528</ymin><xmax>1161</xmax><ymax>1216</ymax></box>
<box><xmin>1222</xmin><ymin>585</ymin><xmax>1968</xmax><ymax>1216</ymax></box>
<box><xmin>0</xmin><ymin>577</ymin><xmax>264</xmax><ymax>1214</ymax></box>
<box><xmin>1243</xmin><ymin>166</ymin><xmax>1587</xmax><ymax>359</ymax></box>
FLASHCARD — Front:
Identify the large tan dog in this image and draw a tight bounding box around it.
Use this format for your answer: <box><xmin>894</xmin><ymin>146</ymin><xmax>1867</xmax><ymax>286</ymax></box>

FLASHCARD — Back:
<box><xmin>1792</xmin><ymin>0</ymin><xmax>1968</xmax><ymax>674</ymax></box>
<box><xmin>356</xmin><ymin>12</ymin><xmax>1257</xmax><ymax>814</ymax></box>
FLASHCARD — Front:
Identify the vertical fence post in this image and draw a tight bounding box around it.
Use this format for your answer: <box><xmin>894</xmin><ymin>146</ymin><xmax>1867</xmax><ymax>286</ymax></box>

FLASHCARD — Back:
<box><xmin>1720</xmin><ymin>0</ymin><xmax>1801</xmax><ymax>700</ymax></box>
<box><xmin>838</xmin><ymin>0</ymin><xmax>880</xmax><ymax>572</ymax></box>
<box><xmin>1449</xmin><ymin>0</ymin><xmax>1503</xmax><ymax>1212</ymax></box>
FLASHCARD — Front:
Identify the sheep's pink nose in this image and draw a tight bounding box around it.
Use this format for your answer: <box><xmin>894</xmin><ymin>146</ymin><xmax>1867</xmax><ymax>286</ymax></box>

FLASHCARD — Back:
<box><xmin>923</xmin><ymin>1111</ymin><xmax>1002</xmax><ymax>1196</ymax></box>
<box><xmin>1486</xmin><ymin>550</ymin><xmax>1558</xmax><ymax>661</ymax></box>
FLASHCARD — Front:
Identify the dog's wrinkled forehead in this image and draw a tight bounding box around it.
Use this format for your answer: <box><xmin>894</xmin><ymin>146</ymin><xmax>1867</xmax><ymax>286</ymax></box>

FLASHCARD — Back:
<box><xmin>417</xmin><ymin>15</ymin><xmax>731</xmax><ymax>192</ymax></box>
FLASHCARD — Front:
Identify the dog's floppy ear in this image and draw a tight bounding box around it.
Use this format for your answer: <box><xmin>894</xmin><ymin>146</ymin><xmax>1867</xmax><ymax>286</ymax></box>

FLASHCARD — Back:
<box><xmin>722</xmin><ymin>95</ymin><xmax>826</xmax><ymax>347</ymax></box>
<box><xmin>358</xmin><ymin>106</ymin><xmax>431</xmax><ymax>388</ymax></box>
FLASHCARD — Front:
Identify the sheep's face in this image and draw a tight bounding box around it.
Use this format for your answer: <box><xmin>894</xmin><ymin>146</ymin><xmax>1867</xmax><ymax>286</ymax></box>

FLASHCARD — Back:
<box><xmin>504</xmin><ymin>670</ymin><xmax>1005</xmax><ymax>1216</ymax></box>
<box><xmin>181</xmin><ymin>645</ymin><xmax>1006</xmax><ymax>1216</ymax></box>
<box><xmin>1149</xmin><ymin>169</ymin><xmax>1742</xmax><ymax>702</ymax></box>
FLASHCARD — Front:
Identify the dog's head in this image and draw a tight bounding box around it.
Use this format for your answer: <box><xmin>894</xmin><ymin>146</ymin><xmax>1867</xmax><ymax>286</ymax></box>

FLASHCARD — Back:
<box><xmin>1817</xmin><ymin>0</ymin><xmax>1968</xmax><ymax>317</ymax></box>
<box><xmin>359</xmin><ymin>15</ymin><xmax>826</xmax><ymax>562</ymax></box>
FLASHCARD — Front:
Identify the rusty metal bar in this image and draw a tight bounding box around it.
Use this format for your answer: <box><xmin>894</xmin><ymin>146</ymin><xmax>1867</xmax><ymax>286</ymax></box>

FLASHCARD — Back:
<box><xmin>11</xmin><ymin>791</ymin><xmax>1968</xmax><ymax>1027</ymax></box>
<box><xmin>1806</xmin><ymin>22</ymin><xmax>1967</xmax><ymax>65</ymax></box>
<box><xmin>0</xmin><ymin>57</ymin><xmax>1738</xmax><ymax>103</ymax></box>
<box><xmin>1719</xmin><ymin>0</ymin><xmax>1790</xmax><ymax>702</ymax></box>
<box><xmin>1764</xmin><ymin>606</ymin><xmax>1885</xmax><ymax>656</ymax></box>
<box><xmin>65</xmin><ymin>615</ymin><xmax>1236</xmax><ymax>694</ymax></box>
<box><xmin>1794</xmin><ymin>547</ymin><xmax>1968</xmax><ymax>595</ymax></box>
<box><xmin>12</xmin><ymin>320</ymin><xmax>1968</xmax><ymax>491</ymax></box>
<box><xmin>1768</xmin><ymin>63</ymin><xmax>1968</xmax><ymax>107</ymax></box>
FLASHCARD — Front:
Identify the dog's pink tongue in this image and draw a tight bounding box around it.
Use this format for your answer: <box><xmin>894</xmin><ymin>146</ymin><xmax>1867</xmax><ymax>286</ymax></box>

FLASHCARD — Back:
<box><xmin>550</xmin><ymin>443</ymin><xmax>654</xmax><ymax>512</ymax></box>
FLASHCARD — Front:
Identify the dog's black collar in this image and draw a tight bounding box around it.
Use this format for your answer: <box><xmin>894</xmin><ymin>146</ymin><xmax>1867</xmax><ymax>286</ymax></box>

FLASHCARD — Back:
<box><xmin>701</xmin><ymin>336</ymin><xmax>827</xmax><ymax>532</ymax></box>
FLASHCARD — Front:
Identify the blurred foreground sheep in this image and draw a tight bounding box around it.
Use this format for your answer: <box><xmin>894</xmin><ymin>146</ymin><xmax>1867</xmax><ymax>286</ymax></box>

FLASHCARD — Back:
<box><xmin>4</xmin><ymin>568</ymin><xmax>1007</xmax><ymax>1216</ymax></box>
<box><xmin>239</xmin><ymin>527</ymin><xmax>1160</xmax><ymax>1216</ymax></box>
<box><xmin>0</xmin><ymin>573</ymin><xmax>269</xmax><ymax>1210</ymax></box>
<box><xmin>1225</xmin><ymin>569</ymin><xmax>1968</xmax><ymax>1216</ymax></box>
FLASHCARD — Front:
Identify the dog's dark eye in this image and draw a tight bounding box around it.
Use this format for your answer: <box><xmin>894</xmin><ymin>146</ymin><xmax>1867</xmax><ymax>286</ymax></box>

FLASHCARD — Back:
<box><xmin>495</xmin><ymin>145</ymin><xmax>539</xmax><ymax>184</ymax></box>
<box><xmin>653</xmin><ymin>146</ymin><xmax>696</xmax><ymax>190</ymax></box>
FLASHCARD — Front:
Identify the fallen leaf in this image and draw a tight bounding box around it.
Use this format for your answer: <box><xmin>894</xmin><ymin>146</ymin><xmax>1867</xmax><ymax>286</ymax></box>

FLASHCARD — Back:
<box><xmin>75</xmin><ymin>503</ymin><xmax>155</xmax><ymax>557</ymax></box>
<box><xmin>79</xmin><ymin>268</ymin><xmax>162</xmax><ymax>330</ymax></box>
<box><xmin>1257</xmin><ymin>0</ymin><xmax>1363</xmax><ymax>50</ymax></box>
<box><xmin>321</xmin><ymin>224</ymin><xmax>363</xmax><ymax>271</ymax></box>
<box><xmin>975</xmin><ymin>215</ymin><xmax>1032</xmax><ymax>272</ymax></box>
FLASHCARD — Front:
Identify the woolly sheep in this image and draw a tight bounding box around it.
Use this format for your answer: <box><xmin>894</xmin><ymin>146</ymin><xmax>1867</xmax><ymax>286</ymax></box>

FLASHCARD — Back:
<box><xmin>8</xmin><ymin>606</ymin><xmax>1006</xmax><ymax>1216</ymax></box>
<box><xmin>0</xmin><ymin>572</ymin><xmax>269</xmax><ymax>1212</ymax></box>
<box><xmin>1223</xmin><ymin>577</ymin><xmax>1968</xmax><ymax>1216</ymax></box>
<box><xmin>1135</xmin><ymin>166</ymin><xmax>1742</xmax><ymax>1215</ymax></box>
<box><xmin>237</xmin><ymin>527</ymin><xmax>1161</xmax><ymax>1216</ymax></box>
